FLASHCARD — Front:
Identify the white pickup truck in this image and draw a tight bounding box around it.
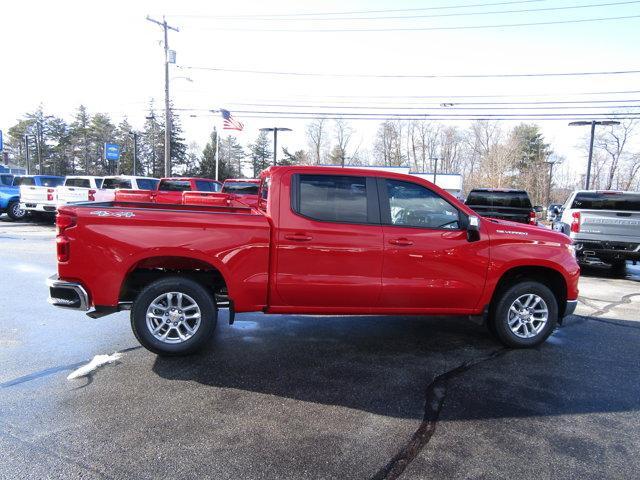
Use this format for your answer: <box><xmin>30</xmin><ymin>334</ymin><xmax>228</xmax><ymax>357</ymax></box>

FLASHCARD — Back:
<box><xmin>56</xmin><ymin>175</ymin><xmax>158</xmax><ymax>206</ymax></box>
<box><xmin>19</xmin><ymin>175</ymin><xmax>66</xmax><ymax>215</ymax></box>
<box><xmin>553</xmin><ymin>190</ymin><xmax>640</xmax><ymax>270</ymax></box>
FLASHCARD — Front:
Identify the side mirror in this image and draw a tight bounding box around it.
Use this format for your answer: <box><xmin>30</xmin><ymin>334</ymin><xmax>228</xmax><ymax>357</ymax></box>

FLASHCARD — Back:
<box><xmin>466</xmin><ymin>215</ymin><xmax>481</xmax><ymax>242</ymax></box>
<box><xmin>534</xmin><ymin>205</ymin><xmax>543</xmax><ymax>213</ymax></box>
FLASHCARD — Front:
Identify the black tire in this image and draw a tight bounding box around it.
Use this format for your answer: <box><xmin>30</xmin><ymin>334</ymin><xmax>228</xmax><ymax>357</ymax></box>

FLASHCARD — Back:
<box><xmin>7</xmin><ymin>201</ymin><xmax>27</xmax><ymax>221</ymax></box>
<box><xmin>131</xmin><ymin>276</ymin><xmax>217</xmax><ymax>356</ymax></box>
<box><xmin>489</xmin><ymin>280</ymin><xmax>558</xmax><ymax>348</ymax></box>
<box><xmin>610</xmin><ymin>260</ymin><xmax>627</xmax><ymax>274</ymax></box>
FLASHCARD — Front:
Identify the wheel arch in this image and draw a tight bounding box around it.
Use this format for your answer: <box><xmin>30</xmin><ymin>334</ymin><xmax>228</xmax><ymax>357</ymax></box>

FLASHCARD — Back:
<box><xmin>490</xmin><ymin>265</ymin><xmax>568</xmax><ymax>318</ymax></box>
<box><xmin>119</xmin><ymin>255</ymin><xmax>230</xmax><ymax>305</ymax></box>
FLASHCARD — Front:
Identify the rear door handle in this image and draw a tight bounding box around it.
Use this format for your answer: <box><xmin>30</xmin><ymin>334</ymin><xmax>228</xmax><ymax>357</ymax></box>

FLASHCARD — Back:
<box><xmin>284</xmin><ymin>233</ymin><xmax>313</xmax><ymax>242</ymax></box>
<box><xmin>389</xmin><ymin>238</ymin><xmax>413</xmax><ymax>246</ymax></box>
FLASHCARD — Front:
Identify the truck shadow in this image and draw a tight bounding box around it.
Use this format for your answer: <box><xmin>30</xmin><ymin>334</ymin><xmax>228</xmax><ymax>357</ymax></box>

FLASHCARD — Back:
<box><xmin>580</xmin><ymin>262</ymin><xmax>640</xmax><ymax>282</ymax></box>
<box><xmin>152</xmin><ymin>313</ymin><xmax>640</xmax><ymax>421</ymax></box>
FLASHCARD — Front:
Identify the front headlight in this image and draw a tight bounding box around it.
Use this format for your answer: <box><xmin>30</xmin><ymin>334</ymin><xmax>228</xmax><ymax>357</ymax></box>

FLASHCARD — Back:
<box><xmin>566</xmin><ymin>243</ymin><xmax>576</xmax><ymax>258</ymax></box>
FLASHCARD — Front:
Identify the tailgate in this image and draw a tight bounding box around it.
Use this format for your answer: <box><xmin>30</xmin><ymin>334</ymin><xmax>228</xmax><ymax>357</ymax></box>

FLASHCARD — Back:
<box><xmin>579</xmin><ymin>210</ymin><xmax>640</xmax><ymax>242</ymax></box>
<box><xmin>20</xmin><ymin>186</ymin><xmax>54</xmax><ymax>204</ymax></box>
<box><xmin>114</xmin><ymin>189</ymin><xmax>153</xmax><ymax>202</ymax></box>
<box><xmin>57</xmin><ymin>187</ymin><xmax>90</xmax><ymax>204</ymax></box>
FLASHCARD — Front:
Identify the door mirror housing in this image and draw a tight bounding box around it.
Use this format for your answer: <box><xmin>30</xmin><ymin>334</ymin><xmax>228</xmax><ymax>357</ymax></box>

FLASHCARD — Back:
<box><xmin>534</xmin><ymin>205</ymin><xmax>543</xmax><ymax>213</ymax></box>
<box><xmin>465</xmin><ymin>214</ymin><xmax>481</xmax><ymax>242</ymax></box>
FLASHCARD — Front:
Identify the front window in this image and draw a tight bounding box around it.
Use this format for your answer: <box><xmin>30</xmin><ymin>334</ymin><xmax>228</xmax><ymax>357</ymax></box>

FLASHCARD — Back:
<box><xmin>297</xmin><ymin>174</ymin><xmax>368</xmax><ymax>223</ymax></box>
<box><xmin>386</xmin><ymin>179</ymin><xmax>460</xmax><ymax>229</ymax></box>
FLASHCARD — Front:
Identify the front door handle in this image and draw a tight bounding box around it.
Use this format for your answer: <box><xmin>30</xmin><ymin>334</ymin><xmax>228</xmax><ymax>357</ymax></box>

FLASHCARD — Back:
<box><xmin>284</xmin><ymin>233</ymin><xmax>313</xmax><ymax>242</ymax></box>
<box><xmin>389</xmin><ymin>238</ymin><xmax>413</xmax><ymax>246</ymax></box>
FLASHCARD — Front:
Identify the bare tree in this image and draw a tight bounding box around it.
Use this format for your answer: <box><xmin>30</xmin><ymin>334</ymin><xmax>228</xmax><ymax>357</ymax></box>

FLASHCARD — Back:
<box><xmin>306</xmin><ymin>119</ymin><xmax>329</xmax><ymax>165</ymax></box>
<box><xmin>330</xmin><ymin>119</ymin><xmax>353</xmax><ymax>167</ymax></box>
<box><xmin>595</xmin><ymin>119</ymin><xmax>637</xmax><ymax>189</ymax></box>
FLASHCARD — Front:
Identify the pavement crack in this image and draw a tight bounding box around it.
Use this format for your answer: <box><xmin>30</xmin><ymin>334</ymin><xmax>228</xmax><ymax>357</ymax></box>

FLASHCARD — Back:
<box><xmin>579</xmin><ymin>293</ymin><xmax>640</xmax><ymax>321</ymax></box>
<box><xmin>371</xmin><ymin>348</ymin><xmax>508</xmax><ymax>480</ymax></box>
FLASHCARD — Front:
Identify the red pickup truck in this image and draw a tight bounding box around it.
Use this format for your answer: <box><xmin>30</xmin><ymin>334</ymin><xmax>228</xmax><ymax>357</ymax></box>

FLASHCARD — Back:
<box><xmin>115</xmin><ymin>177</ymin><xmax>223</xmax><ymax>204</ymax></box>
<box><xmin>221</xmin><ymin>178</ymin><xmax>260</xmax><ymax>207</ymax></box>
<box><xmin>48</xmin><ymin>166</ymin><xmax>579</xmax><ymax>355</ymax></box>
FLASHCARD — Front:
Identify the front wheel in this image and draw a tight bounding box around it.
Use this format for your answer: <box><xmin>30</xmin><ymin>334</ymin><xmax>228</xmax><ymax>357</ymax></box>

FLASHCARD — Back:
<box><xmin>131</xmin><ymin>276</ymin><xmax>217</xmax><ymax>356</ymax></box>
<box><xmin>489</xmin><ymin>280</ymin><xmax>558</xmax><ymax>348</ymax></box>
<box><xmin>7</xmin><ymin>201</ymin><xmax>27</xmax><ymax>221</ymax></box>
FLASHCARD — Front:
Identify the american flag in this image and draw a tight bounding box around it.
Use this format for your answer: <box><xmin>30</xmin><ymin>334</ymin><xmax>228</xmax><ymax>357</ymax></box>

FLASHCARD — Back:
<box><xmin>221</xmin><ymin>109</ymin><xmax>244</xmax><ymax>131</ymax></box>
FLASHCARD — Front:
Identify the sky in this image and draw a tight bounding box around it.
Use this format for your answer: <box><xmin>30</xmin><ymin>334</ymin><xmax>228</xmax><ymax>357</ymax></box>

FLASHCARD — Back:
<box><xmin>2</xmin><ymin>0</ymin><xmax>640</xmax><ymax>176</ymax></box>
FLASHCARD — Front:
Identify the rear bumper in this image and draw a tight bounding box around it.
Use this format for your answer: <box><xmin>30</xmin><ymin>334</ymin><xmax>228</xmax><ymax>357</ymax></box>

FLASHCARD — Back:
<box><xmin>21</xmin><ymin>202</ymin><xmax>57</xmax><ymax>213</ymax></box>
<box><xmin>47</xmin><ymin>275</ymin><xmax>89</xmax><ymax>311</ymax></box>
<box><xmin>574</xmin><ymin>240</ymin><xmax>640</xmax><ymax>262</ymax></box>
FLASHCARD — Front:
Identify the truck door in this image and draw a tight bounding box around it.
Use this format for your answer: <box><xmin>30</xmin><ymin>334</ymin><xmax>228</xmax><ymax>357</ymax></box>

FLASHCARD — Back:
<box><xmin>378</xmin><ymin>178</ymin><xmax>489</xmax><ymax>311</ymax></box>
<box><xmin>274</xmin><ymin>173</ymin><xmax>383</xmax><ymax>309</ymax></box>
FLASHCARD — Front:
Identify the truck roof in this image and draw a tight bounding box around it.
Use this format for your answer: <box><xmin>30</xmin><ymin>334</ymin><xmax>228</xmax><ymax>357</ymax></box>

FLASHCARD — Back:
<box><xmin>223</xmin><ymin>178</ymin><xmax>260</xmax><ymax>183</ymax></box>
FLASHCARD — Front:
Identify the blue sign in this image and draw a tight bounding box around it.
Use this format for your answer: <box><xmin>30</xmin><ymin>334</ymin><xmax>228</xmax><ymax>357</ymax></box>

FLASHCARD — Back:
<box><xmin>104</xmin><ymin>143</ymin><xmax>120</xmax><ymax>162</ymax></box>
<box><xmin>0</xmin><ymin>130</ymin><xmax>3</xmax><ymax>151</ymax></box>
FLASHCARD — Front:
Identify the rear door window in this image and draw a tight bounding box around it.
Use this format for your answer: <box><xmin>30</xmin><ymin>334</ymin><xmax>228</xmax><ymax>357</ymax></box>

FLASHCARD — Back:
<box><xmin>296</xmin><ymin>174</ymin><xmax>368</xmax><ymax>223</ymax></box>
<box><xmin>136</xmin><ymin>179</ymin><xmax>159</xmax><ymax>190</ymax></box>
<box><xmin>158</xmin><ymin>180</ymin><xmax>191</xmax><ymax>191</ymax></box>
<box><xmin>195</xmin><ymin>180</ymin><xmax>219</xmax><ymax>192</ymax></box>
<box><xmin>13</xmin><ymin>176</ymin><xmax>34</xmax><ymax>186</ymax></box>
<box><xmin>65</xmin><ymin>178</ymin><xmax>91</xmax><ymax>188</ymax></box>
<box><xmin>571</xmin><ymin>192</ymin><xmax>640</xmax><ymax>211</ymax></box>
<box><xmin>102</xmin><ymin>178</ymin><xmax>132</xmax><ymax>189</ymax></box>
<box><xmin>223</xmin><ymin>182</ymin><xmax>260</xmax><ymax>195</ymax></box>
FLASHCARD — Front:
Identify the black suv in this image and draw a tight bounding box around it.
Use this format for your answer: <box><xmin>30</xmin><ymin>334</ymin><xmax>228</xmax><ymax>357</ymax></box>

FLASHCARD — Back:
<box><xmin>465</xmin><ymin>189</ymin><xmax>542</xmax><ymax>225</ymax></box>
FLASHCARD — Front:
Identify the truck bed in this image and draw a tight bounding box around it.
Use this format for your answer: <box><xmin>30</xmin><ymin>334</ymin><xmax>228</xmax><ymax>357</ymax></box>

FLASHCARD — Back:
<box><xmin>57</xmin><ymin>201</ymin><xmax>271</xmax><ymax>311</ymax></box>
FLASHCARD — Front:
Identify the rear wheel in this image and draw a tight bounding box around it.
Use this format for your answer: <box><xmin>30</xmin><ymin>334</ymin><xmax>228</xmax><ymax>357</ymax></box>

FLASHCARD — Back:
<box><xmin>7</xmin><ymin>201</ymin><xmax>26</xmax><ymax>221</ymax></box>
<box><xmin>489</xmin><ymin>280</ymin><xmax>558</xmax><ymax>348</ymax></box>
<box><xmin>131</xmin><ymin>276</ymin><xmax>217</xmax><ymax>356</ymax></box>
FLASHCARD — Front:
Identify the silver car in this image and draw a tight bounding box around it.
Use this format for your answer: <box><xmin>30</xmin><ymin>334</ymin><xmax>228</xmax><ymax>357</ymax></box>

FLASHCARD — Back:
<box><xmin>553</xmin><ymin>190</ymin><xmax>640</xmax><ymax>270</ymax></box>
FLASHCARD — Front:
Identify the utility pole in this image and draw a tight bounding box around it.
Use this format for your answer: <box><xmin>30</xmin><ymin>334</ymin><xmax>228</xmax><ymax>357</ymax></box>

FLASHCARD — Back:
<box><xmin>546</xmin><ymin>159</ymin><xmax>557</xmax><ymax>207</ymax></box>
<box><xmin>24</xmin><ymin>135</ymin><xmax>31</xmax><ymax>175</ymax></box>
<box><xmin>35</xmin><ymin>121</ymin><xmax>43</xmax><ymax>173</ymax></box>
<box><xmin>430</xmin><ymin>157</ymin><xmax>440</xmax><ymax>186</ymax></box>
<box><xmin>146</xmin><ymin>15</ymin><xmax>179</xmax><ymax>177</ymax></box>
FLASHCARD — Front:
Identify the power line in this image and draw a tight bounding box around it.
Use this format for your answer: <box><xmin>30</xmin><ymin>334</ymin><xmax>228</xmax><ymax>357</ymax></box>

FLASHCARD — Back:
<box><xmin>179</xmin><ymin>65</ymin><xmax>640</xmax><ymax>79</ymax></box>
<box><xmin>168</xmin><ymin>0</ymin><xmax>546</xmax><ymax>19</ymax></box>
<box><xmin>187</xmin><ymin>113</ymin><xmax>640</xmax><ymax>121</ymax></box>
<box><xmin>179</xmin><ymin>100</ymin><xmax>640</xmax><ymax>110</ymax></box>
<box><xmin>187</xmin><ymin>13</ymin><xmax>640</xmax><ymax>32</ymax></box>
<box><xmin>174</xmin><ymin>1</ymin><xmax>640</xmax><ymax>22</ymax></box>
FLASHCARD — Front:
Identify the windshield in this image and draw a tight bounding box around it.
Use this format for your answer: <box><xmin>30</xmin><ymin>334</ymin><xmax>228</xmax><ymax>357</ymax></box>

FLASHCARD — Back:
<box><xmin>466</xmin><ymin>190</ymin><xmax>532</xmax><ymax>209</ymax></box>
<box><xmin>571</xmin><ymin>192</ymin><xmax>640</xmax><ymax>212</ymax></box>
<box><xmin>222</xmin><ymin>182</ymin><xmax>260</xmax><ymax>195</ymax></box>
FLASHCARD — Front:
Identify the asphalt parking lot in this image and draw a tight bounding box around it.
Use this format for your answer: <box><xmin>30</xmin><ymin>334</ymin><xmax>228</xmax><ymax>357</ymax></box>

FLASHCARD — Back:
<box><xmin>1</xmin><ymin>219</ymin><xmax>639</xmax><ymax>480</ymax></box>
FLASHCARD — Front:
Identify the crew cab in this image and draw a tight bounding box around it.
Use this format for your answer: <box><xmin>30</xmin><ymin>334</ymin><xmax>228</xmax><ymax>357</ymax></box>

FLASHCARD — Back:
<box><xmin>48</xmin><ymin>166</ymin><xmax>579</xmax><ymax>356</ymax></box>
<box><xmin>18</xmin><ymin>175</ymin><xmax>65</xmax><ymax>215</ymax></box>
<box><xmin>465</xmin><ymin>188</ymin><xmax>542</xmax><ymax>225</ymax></box>
<box><xmin>221</xmin><ymin>178</ymin><xmax>260</xmax><ymax>207</ymax></box>
<box><xmin>553</xmin><ymin>190</ymin><xmax>640</xmax><ymax>270</ymax></box>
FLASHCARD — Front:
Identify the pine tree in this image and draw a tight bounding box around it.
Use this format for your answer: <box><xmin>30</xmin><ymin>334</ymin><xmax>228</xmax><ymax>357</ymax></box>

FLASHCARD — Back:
<box><xmin>69</xmin><ymin>105</ymin><xmax>92</xmax><ymax>174</ymax></box>
<box><xmin>115</xmin><ymin>118</ymin><xmax>134</xmax><ymax>175</ymax></box>
<box><xmin>141</xmin><ymin>103</ymin><xmax>163</xmax><ymax>177</ymax></box>
<box><xmin>248</xmin><ymin>131</ymin><xmax>272</xmax><ymax>177</ymax></box>
<box><xmin>89</xmin><ymin>113</ymin><xmax>117</xmax><ymax>174</ymax></box>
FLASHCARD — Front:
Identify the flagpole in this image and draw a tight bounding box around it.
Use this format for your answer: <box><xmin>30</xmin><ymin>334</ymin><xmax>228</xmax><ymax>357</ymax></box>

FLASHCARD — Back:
<box><xmin>215</xmin><ymin>128</ymin><xmax>219</xmax><ymax>181</ymax></box>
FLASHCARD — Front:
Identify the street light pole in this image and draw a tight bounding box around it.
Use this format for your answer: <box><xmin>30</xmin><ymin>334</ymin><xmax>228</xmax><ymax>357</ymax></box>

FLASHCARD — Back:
<box><xmin>129</xmin><ymin>131</ymin><xmax>139</xmax><ymax>176</ymax></box>
<box><xmin>569</xmin><ymin>120</ymin><xmax>620</xmax><ymax>190</ymax></box>
<box><xmin>260</xmin><ymin>127</ymin><xmax>292</xmax><ymax>166</ymax></box>
<box><xmin>546</xmin><ymin>160</ymin><xmax>557</xmax><ymax>207</ymax></box>
<box><xmin>24</xmin><ymin>135</ymin><xmax>31</xmax><ymax>175</ymax></box>
<box><xmin>430</xmin><ymin>156</ymin><xmax>440</xmax><ymax>185</ymax></box>
<box><xmin>146</xmin><ymin>15</ymin><xmax>179</xmax><ymax>177</ymax></box>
